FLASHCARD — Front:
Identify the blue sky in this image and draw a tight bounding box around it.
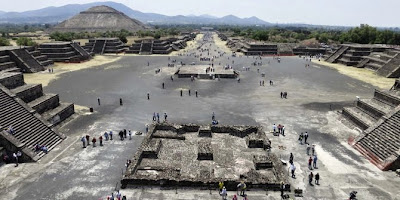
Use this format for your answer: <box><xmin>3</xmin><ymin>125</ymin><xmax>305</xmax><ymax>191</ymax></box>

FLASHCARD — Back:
<box><xmin>1</xmin><ymin>0</ymin><xmax>398</xmax><ymax>27</ymax></box>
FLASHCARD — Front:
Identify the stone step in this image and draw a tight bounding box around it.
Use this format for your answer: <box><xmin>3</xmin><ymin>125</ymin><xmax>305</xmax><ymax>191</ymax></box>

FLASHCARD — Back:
<box><xmin>357</xmin><ymin>99</ymin><xmax>390</xmax><ymax>119</ymax></box>
<box><xmin>34</xmin><ymin>55</ymin><xmax>48</xmax><ymax>61</ymax></box>
<box><xmin>374</xmin><ymin>90</ymin><xmax>400</xmax><ymax>106</ymax></box>
<box><xmin>0</xmin><ymin>72</ymin><xmax>24</xmax><ymax>89</ymax></box>
<box><xmin>365</xmin><ymin>63</ymin><xmax>382</xmax><ymax>71</ymax></box>
<box><xmin>0</xmin><ymin>67</ymin><xmax>21</xmax><ymax>73</ymax></box>
<box><xmin>29</xmin><ymin>50</ymin><xmax>41</xmax><ymax>57</ymax></box>
<box><xmin>40</xmin><ymin>60</ymin><xmax>54</xmax><ymax>67</ymax></box>
<box><xmin>0</xmin><ymin>55</ymin><xmax>11</xmax><ymax>63</ymax></box>
<box><xmin>342</xmin><ymin>107</ymin><xmax>375</xmax><ymax>130</ymax></box>
<box><xmin>28</xmin><ymin>93</ymin><xmax>60</xmax><ymax>114</ymax></box>
<box><xmin>42</xmin><ymin>102</ymin><xmax>74</xmax><ymax>126</ymax></box>
<box><xmin>11</xmin><ymin>84</ymin><xmax>43</xmax><ymax>103</ymax></box>
<box><xmin>0</xmin><ymin>61</ymin><xmax>17</xmax><ymax>71</ymax></box>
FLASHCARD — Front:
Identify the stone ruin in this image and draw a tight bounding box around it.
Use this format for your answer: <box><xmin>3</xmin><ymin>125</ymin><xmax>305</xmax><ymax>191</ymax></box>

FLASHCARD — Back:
<box><xmin>38</xmin><ymin>42</ymin><xmax>92</xmax><ymax>63</ymax></box>
<box><xmin>126</xmin><ymin>34</ymin><xmax>196</xmax><ymax>55</ymax></box>
<box><xmin>83</xmin><ymin>38</ymin><xmax>125</xmax><ymax>55</ymax></box>
<box><xmin>345</xmin><ymin>81</ymin><xmax>400</xmax><ymax>170</ymax></box>
<box><xmin>121</xmin><ymin>123</ymin><xmax>289</xmax><ymax>191</ymax></box>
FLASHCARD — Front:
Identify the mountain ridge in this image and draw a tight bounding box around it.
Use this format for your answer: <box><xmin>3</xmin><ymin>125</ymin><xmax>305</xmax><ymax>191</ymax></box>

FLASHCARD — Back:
<box><xmin>0</xmin><ymin>1</ymin><xmax>271</xmax><ymax>25</ymax></box>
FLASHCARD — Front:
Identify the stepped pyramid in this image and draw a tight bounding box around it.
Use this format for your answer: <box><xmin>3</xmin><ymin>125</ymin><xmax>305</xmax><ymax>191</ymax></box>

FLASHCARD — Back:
<box><xmin>52</xmin><ymin>5</ymin><xmax>148</xmax><ymax>32</ymax></box>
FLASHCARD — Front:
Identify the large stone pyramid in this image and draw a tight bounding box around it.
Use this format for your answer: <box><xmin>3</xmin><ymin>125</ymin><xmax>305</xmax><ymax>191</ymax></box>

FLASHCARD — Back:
<box><xmin>52</xmin><ymin>5</ymin><xmax>148</xmax><ymax>32</ymax></box>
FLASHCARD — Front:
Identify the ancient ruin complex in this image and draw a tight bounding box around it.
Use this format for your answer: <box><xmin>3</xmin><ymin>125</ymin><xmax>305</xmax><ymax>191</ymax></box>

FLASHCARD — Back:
<box><xmin>121</xmin><ymin>123</ymin><xmax>289</xmax><ymax>191</ymax></box>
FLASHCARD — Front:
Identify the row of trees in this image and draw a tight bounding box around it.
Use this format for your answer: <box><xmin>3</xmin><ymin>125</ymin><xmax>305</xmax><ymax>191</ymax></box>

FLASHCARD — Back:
<box><xmin>221</xmin><ymin>24</ymin><xmax>400</xmax><ymax>45</ymax></box>
<box><xmin>50</xmin><ymin>29</ymin><xmax>132</xmax><ymax>43</ymax></box>
<box><xmin>0</xmin><ymin>37</ymin><xmax>37</xmax><ymax>46</ymax></box>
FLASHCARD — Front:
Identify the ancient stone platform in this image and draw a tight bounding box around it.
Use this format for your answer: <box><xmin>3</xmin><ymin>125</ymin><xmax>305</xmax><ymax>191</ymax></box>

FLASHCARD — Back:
<box><xmin>176</xmin><ymin>65</ymin><xmax>238</xmax><ymax>79</ymax></box>
<box><xmin>121</xmin><ymin>123</ymin><xmax>288</xmax><ymax>191</ymax></box>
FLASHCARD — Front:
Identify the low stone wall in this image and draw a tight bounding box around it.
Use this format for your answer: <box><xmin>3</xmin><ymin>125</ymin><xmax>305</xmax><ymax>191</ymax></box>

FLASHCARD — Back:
<box><xmin>0</xmin><ymin>73</ymin><xmax>24</xmax><ymax>89</ymax></box>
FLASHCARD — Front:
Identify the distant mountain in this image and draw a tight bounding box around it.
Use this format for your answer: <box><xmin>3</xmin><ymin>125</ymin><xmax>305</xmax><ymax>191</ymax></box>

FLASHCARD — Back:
<box><xmin>0</xmin><ymin>1</ymin><xmax>271</xmax><ymax>26</ymax></box>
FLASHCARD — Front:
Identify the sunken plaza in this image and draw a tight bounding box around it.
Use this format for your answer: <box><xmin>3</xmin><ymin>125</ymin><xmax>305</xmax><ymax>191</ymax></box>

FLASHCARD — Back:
<box><xmin>1</xmin><ymin>4</ymin><xmax>400</xmax><ymax>200</ymax></box>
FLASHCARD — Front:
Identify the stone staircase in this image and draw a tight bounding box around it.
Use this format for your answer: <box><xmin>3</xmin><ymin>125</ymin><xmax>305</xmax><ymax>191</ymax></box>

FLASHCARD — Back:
<box><xmin>0</xmin><ymin>86</ymin><xmax>65</xmax><ymax>162</ymax></box>
<box><xmin>84</xmin><ymin>38</ymin><xmax>125</xmax><ymax>54</ymax></box>
<box><xmin>39</xmin><ymin>42</ymin><xmax>90</xmax><ymax>62</ymax></box>
<box><xmin>352</xmin><ymin>106</ymin><xmax>400</xmax><ymax>170</ymax></box>
<box><xmin>325</xmin><ymin>46</ymin><xmax>349</xmax><ymax>63</ymax></box>
<box><xmin>70</xmin><ymin>43</ymin><xmax>91</xmax><ymax>60</ymax></box>
<box><xmin>26</xmin><ymin>47</ymin><xmax>54</xmax><ymax>67</ymax></box>
<box><xmin>342</xmin><ymin>90</ymin><xmax>400</xmax><ymax>130</ymax></box>
<box><xmin>92</xmin><ymin>40</ymin><xmax>106</xmax><ymax>54</ymax></box>
<box><xmin>11</xmin><ymin>48</ymin><xmax>44</xmax><ymax>72</ymax></box>
<box><xmin>0</xmin><ymin>51</ymin><xmax>21</xmax><ymax>73</ymax></box>
<box><xmin>0</xmin><ymin>48</ymin><xmax>50</xmax><ymax>73</ymax></box>
<box><xmin>0</xmin><ymin>71</ymin><xmax>74</xmax><ymax>127</ymax></box>
<box><xmin>376</xmin><ymin>52</ymin><xmax>400</xmax><ymax>78</ymax></box>
<box><xmin>139</xmin><ymin>42</ymin><xmax>152</xmax><ymax>55</ymax></box>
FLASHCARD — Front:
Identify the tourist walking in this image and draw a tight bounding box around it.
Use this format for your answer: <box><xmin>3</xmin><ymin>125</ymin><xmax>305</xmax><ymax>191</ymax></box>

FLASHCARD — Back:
<box><xmin>315</xmin><ymin>173</ymin><xmax>320</xmax><ymax>185</ymax></box>
<box><xmin>308</xmin><ymin>157</ymin><xmax>313</xmax><ymax>170</ymax></box>
<box><xmin>290</xmin><ymin>164</ymin><xmax>296</xmax><ymax>178</ymax></box>
<box><xmin>128</xmin><ymin>130</ymin><xmax>132</xmax><ymax>140</ymax></box>
<box><xmin>147</xmin><ymin>93</ymin><xmax>150</xmax><ymax>100</ymax></box>
<box><xmin>153</xmin><ymin>112</ymin><xmax>156</xmax><ymax>121</ymax></box>
<box><xmin>272</xmin><ymin>124</ymin><xmax>277</xmax><ymax>133</ymax></box>
<box><xmin>81</xmin><ymin>136</ymin><xmax>87</xmax><ymax>148</ymax></box>
<box><xmin>99</xmin><ymin>136</ymin><xmax>103</xmax><ymax>146</ymax></box>
<box><xmin>220</xmin><ymin>186</ymin><xmax>227</xmax><ymax>200</ymax></box>
<box><xmin>164</xmin><ymin>113</ymin><xmax>168</xmax><ymax>122</ymax></box>
<box><xmin>157</xmin><ymin>113</ymin><xmax>160</xmax><ymax>123</ymax></box>
<box><xmin>162</xmin><ymin>82</ymin><xmax>165</xmax><ymax>89</ymax></box>
<box><xmin>119</xmin><ymin>131</ymin><xmax>124</xmax><ymax>140</ymax></box>
<box><xmin>299</xmin><ymin>132</ymin><xmax>303</xmax><ymax>144</ymax></box>
<box><xmin>313</xmin><ymin>154</ymin><xmax>318</xmax><ymax>168</ymax></box>
<box><xmin>307</xmin><ymin>144</ymin><xmax>311</xmax><ymax>155</ymax></box>
<box><xmin>282</xmin><ymin>126</ymin><xmax>285</xmax><ymax>136</ymax></box>
<box><xmin>86</xmin><ymin>135</ymin><xmax>90</xmax><ymax>145</ymax></box>
<box><xmin>309</xmin><ymin>172</ymin><xmax>314</xmax><ymax>185</ymax></box>
<box><xmin>311</xmin><ymin>145</ymin><xmax>315</xmax><ymax>156</ymax></box>
<box><xmin>13</xmin><ymin>152</ymin><xmax>18</xmax><ymax>167</ymax></box>
<box><xmin>195</xmin><ymin>90</ymin><xmax>198</xmax><ymax>97</ymax></box>
<box><xmin>92</xmin><ymin>137</ymin><xmax>96</xmax><ymax>147</ymax></box>
<box><xmin>232</xmin><ymin>194</ymin><xmax>238</xmax><ymax>200</ymax></box>
<box><xmin>188</xmin><ymin>89</ymin><xmax>191</xmax><ymax>96</ymax></box>
<box><xmin>123</xmin><ymin>129</ymin><xmax>127</xmax><ymax>138</ymax></box>
<box><xmin>180</xmin><ymin>90</ymin><xmax>183</xmax><ymax>97</ymax></box>
<box><xmin>104</xmin><ymin>132</ymin><xmax>109</xmax><ymax>141</ymax></box>
<box><xmin>289</xmin><ymin>153</ymin><xmax>294</xmax><ymax>164</ymax></box>
<box><xmin>237</xmin><ymin>181</ymin><xmax>246</xmax><ymax>196</ymax></box>
<box><xmin>109</xmin><ymin>131</ymin><xmax>113</xmax><ymax>140</ymax></box>
<box><xmin>120</xmin><ymin>98</ymin><xmax>123</xmax><ymax>106</ymax></box>
<box><xmin>304</xmin><ymin>132</ymin><xmax>309</xmax><ymax>144</ymax></box>
<box><xmin>97</xmin><ymin>97</ymin><xmax>101</xmax><ymax>106</ymax></box>
<box><xmin>280</xmin><ymin>92</ymin><xmax>283</xmax><ymax>98</ymax></box>
<box><xmin>212</xmin><ymin>112</ymin><xmax>215</xmax><ymax>121</ymax></box>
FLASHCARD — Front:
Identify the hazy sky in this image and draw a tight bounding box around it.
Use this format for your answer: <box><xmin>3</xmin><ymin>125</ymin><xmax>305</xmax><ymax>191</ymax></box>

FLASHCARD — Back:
<box><xmin>1</xmin><ymin>0</ymin><xmax>399</xmax><ymax>27</ymax></box>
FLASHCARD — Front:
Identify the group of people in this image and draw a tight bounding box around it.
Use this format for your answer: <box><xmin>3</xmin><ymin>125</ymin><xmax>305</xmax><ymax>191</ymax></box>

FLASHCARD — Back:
<box><xmin>35</xmin><ymin>144</ymin><xmax>48</xmax><ymax>154</ymax></box>
<box><xmin>2</xmin><ymin>151</ymin><xmax>22</xmax><ymax>167</ymax></box>
<box><xmin>152</xmin><ymin>112</ymin><xmax>168</xmax><ymax>123</ymax></box>
<box><xmin>298</xmin><ymin>132</ymin><xmax>309</xmax><ymax>144</ymax></box>
<box><xmin>218</xmin><ymin>181</ymin><xmax>248</xmax><ymax>200</ymax></box>
<box><xmin>272</xmin><ymin>124</ymin><xmax>285</xmax><ymax>136</ymax></box>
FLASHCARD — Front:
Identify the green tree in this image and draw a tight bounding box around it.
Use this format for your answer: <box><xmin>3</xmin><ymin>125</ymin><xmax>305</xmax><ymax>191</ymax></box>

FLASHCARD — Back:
<box><xmin>16</xmin><ymin>37</ymin><xmax>37</xmax><ymax>46</ymax></box>
<box><xmin>0</xmin><ymin>37</ymin><xmax>10</xmax><ymax>46</ymax></box>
